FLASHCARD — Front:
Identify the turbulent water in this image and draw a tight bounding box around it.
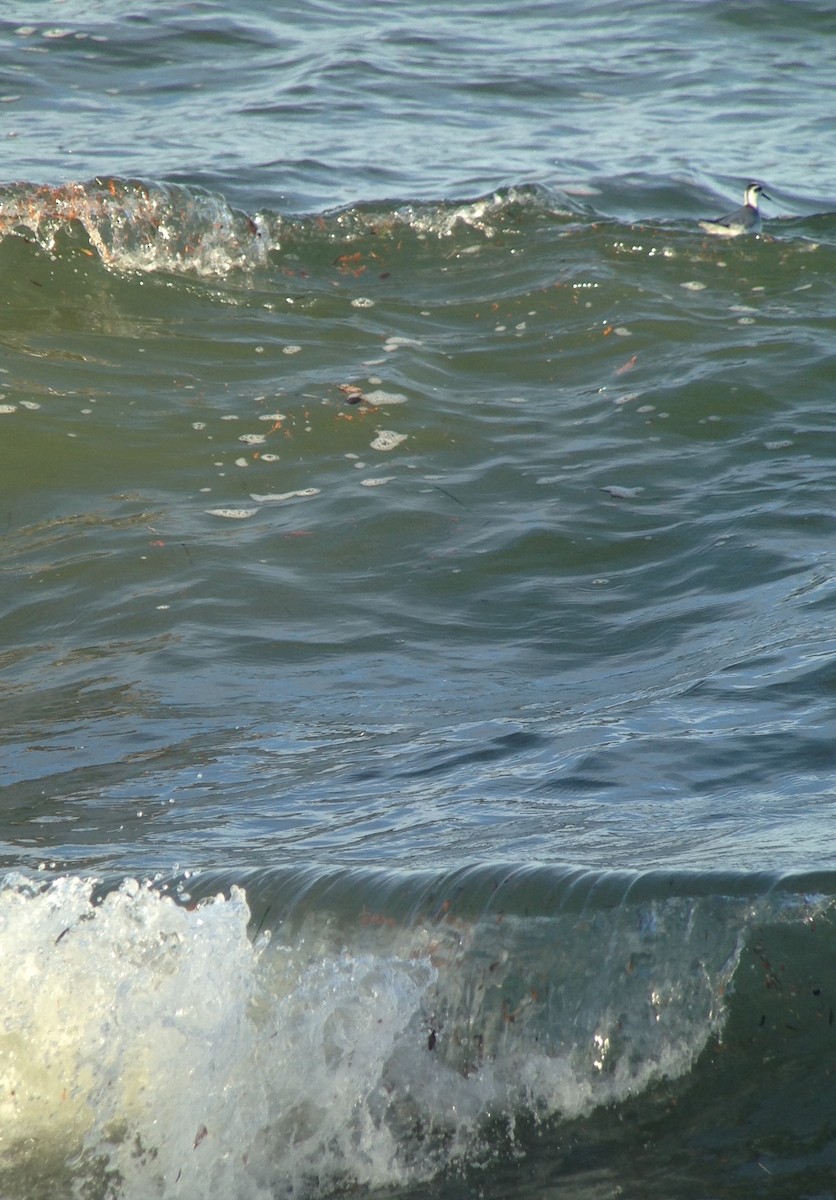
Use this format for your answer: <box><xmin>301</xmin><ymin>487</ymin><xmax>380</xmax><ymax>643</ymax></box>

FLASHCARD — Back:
<box><xmin>2</xmin><ymin>867</ymin><xmax>835</xmax><ymax>1200</ymax></box>
<box><xmin>3</xmin><ymin>2</ymin><xmax>836</xmax><ymax>1198</ymax></box>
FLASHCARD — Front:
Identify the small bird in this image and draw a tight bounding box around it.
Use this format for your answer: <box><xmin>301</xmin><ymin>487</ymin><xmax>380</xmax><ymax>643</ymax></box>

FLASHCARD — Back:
<box><xmin>698</xmin><ymin>182</ymin><xmax>770</xmax><ymax>237</ymax></box>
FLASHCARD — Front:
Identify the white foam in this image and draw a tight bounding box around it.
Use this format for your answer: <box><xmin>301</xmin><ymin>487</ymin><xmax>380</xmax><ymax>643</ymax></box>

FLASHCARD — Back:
<box><xmin>362</xmin><ymin>390</ymin><xmax>408</xmax><ymax>406</ymax></box>
<box><xmin>205</xmin><ymin>507</ymin><xmax>259</xmax><ymax>519</ymax></box>
<box><xmin>0</xmin><ymin>877</ymin><xmax>441</xmax><ymax>1199</ymax></box>
<box><xmin>248</xmin><ymin>488</ymin><xmax>320</xmax><ymax>503</ymax></box>
<box><xmin>370</xmin><ymin>430</ymin><xmax>407</xmax><ymax>452</ymax></box>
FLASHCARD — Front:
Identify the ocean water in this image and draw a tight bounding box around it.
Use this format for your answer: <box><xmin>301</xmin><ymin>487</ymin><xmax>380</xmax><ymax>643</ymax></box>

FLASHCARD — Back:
<box><xmin>2</xmin><ymin>2</ymin><xmax>836</xmax><ymax>1197</ymax></box>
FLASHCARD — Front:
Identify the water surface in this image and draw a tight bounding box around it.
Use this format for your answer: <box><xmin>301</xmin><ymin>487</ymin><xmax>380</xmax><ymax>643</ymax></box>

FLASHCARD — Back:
<box><xmin>2</xmin><ymin>2</ymin><xmax>836</xmax><ymax>1197</ymax></box>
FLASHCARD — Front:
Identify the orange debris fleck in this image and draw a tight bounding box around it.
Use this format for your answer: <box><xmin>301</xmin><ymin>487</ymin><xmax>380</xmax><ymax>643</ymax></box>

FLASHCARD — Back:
<box><xmin>615</xmin><ymin>354</ymin><xmax>638</xmax><ymax>375</ymax></box>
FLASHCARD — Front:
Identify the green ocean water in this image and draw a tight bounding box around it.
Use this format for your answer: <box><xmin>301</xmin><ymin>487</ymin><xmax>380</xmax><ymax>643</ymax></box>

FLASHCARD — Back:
<box><xmin>3</xmin><ymin>2</ymin><xmax>836</xmax><ymax>1197</ymax></box>
<box><xmin>3</xmin><ymin>184</ymin><xmax>836</xmax><ymax>875</ymax></box>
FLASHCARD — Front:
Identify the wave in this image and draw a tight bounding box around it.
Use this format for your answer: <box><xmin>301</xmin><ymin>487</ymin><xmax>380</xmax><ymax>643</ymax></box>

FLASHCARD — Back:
<box><xmin>2</xmin><ymin>175</ymin><xmax>834</xmax><ymax>282</ymax></box>
<box><xmin>1</xmin><ymin>864</ymin><xmax>832</xmax><ymax>1199</ymax></box>
<box><xmin>0</xmin><ymin>177</ymin><xmax>585</xmax><ymax>278</ymax></box>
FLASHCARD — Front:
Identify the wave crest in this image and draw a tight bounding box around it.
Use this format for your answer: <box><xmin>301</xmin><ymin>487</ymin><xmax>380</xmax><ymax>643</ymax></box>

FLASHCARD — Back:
<box><xmin>0</xmin><ymin>177</ymin><xmax>276</xmax><ymax>276</ymax></box>
<box><xmin>0</xmin><ymin>178</ymin><xmax>587</xmax><ymax>278</ymax></box>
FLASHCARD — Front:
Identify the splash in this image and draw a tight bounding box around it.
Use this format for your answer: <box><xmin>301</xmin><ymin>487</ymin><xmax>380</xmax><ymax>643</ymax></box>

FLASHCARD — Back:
<box><xmin>0</xmin><ymin>177</ymin><xmax>275</xmax><ymax>276</ymax></box>
<box><xmin>0</xmin><ymin>869</ymin><xmax>751</xmax><ymax>1200</ymax></box>
<box><xmin>0</xmin><ymin>875</ymin><xmax>434</xmax><ymax>1199</ymax></box>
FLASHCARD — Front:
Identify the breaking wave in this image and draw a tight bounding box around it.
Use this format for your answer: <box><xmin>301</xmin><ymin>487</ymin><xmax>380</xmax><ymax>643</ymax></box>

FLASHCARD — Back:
<box><xmin>1</xmin><ymin>864</ymin><xmax>832</xmax><ymax>1199</ymax></box>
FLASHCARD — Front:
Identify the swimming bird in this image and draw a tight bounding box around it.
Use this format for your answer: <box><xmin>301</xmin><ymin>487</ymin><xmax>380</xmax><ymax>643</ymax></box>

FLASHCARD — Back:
<box><xmin>698</xmin><ymin>182</ymin><xmax>770</xmax><ymax>237</ymax></box>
